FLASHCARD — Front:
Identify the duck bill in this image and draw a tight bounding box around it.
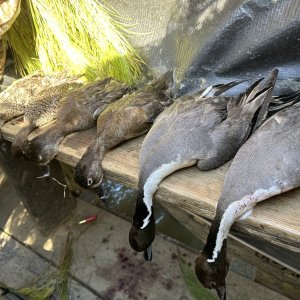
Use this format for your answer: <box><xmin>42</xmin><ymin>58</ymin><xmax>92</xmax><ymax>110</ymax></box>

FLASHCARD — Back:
<box><xmin>216</xmin><ymin>286</ymin><xmax>226</xmax><ymax>300</ymax></box>
<box><xmin>94</xmin><ymin>184</ymin><xmax>106</xmax><ymax>202</ymax></box>
<box><xmin>143</xmin><ymin>245</ymin><xmax>152</xmax><ymax>261</ymax></box>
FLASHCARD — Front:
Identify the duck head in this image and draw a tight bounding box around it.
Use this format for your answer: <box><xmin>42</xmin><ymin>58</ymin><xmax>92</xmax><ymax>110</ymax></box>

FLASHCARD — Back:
<box><xmin>129</xmin><ymin>215</ymin><xmax>155</xmax><ymax>261</ymax></box>
<box><xmin>195</xmin><ymin>241</ymin><xmax>229</xmax><ymax>300</ymax></box>
<box><xmin>129</xmin><ymin>192</ymin><xmax>155</xmax><ymax>261</ymax></box>
<box><xmin>74</xmin><ymin>139</ymin><xmax>105</xmax><ymax>189</ymax></box>
<box><xmin>74</xmin><ymin>150</ymin><xmax>104</xmax><ymax>189</ymax></box>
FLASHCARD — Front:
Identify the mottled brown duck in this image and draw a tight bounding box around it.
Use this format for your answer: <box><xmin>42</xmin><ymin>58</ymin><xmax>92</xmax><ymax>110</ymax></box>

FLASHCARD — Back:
<box><xmin>0</xmin><ymin>72</ymin><xmax>72</xmax><ymax>132</ymax></box>
<box><xmin>11</xmin><ymin>78</ymin><xmax>82</xmax><ymax>157</ymax></box>
<box><xmin>74</xmin><ymin>72</ymin><xmax>173</xmax><ymax>189</ymax></box>
<box><xmin>24</xmin><ymin>77</ymin><xmax>131</xmax><ymax>175</ymax></box>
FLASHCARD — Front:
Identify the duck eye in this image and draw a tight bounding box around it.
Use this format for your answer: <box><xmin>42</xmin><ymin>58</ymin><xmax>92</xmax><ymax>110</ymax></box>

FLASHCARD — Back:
<box><xmin>87</xmin><ymin>178</ymin><xmax>93</xmax><ymax>186</ymax></box>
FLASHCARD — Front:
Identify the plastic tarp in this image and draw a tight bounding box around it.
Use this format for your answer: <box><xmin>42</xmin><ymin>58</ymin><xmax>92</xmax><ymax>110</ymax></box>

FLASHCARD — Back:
<box><xmin>110</xmin><ymin>0</ymin><xmax>300</xmax><ymax>96</ymax></box>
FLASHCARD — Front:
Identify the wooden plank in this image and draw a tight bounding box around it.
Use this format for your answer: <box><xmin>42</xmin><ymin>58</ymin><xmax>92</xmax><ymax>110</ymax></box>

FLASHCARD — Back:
<box><xmin>2</xmin><ymin>117</ymin><xmax>300</xmax><ymax>254</ymax></box>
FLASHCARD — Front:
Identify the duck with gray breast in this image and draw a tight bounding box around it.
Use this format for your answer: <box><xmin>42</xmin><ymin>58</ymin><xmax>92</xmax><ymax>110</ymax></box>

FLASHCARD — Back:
<box><xmin>195</xmin><ymin>94</ymin><xmax>300</xmax><ymax>300</ymax></box>
<box><xmin>24</xmin><ymin>77</ymin><xmax>131</xmax><ymax>175</ymax></box>
<box><xmin>74</xmin><ymin>71</ymin><xmax>173</xmax><ymax>189</ymax></box>
<box><xmin>11</xmin><ymin>76</ymin><xmax>83</xmax><ymax>158</ymax></box>
<box><xmin>129</xmin><ymin>69</ymin><xmax>283</xmax><ymax>261</ymax></box>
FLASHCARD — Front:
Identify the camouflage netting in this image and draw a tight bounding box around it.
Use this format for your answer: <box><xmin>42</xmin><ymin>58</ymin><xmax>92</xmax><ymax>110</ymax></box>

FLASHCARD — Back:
<box><xmin>109</xmin><ymin>0</ymin><xmax>300</xmax><ymax>96</ymax></box>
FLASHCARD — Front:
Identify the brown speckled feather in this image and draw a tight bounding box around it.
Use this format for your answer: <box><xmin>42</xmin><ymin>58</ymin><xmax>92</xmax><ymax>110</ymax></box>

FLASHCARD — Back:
<box><xmin>11</xmin><ymin>79</ymin><xmax>82</xmax><ymax>157</ymax></box>
<box><xmin>24</xmin><ymin>77</ymin><xmax>131</xmax><ymax>166</ymax></box>
<box><xmin>0</xmin><ymin>72</ymin><xmax>77</xmax><ymax>128</ymax></box>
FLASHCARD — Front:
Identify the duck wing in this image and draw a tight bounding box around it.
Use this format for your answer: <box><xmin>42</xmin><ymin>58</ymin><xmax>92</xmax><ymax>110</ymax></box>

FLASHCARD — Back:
<box><xmin>139</xmin><ymin>79</ymin><xmax>248</xmax><ymax>178</ymax></box>
<box><xmin>268</xmin><ymin>90</ymin><xmax>300</xmax><ymax>117</ymax></box>
<box><xmin>56</xmin><ymin>78</ymin><xmax>130</xmax><ymax>130</ymax></box>
<box><xmin>196</xmin><ymin>70</ymin><xmax>279</xmax><ymax>170</ymax></box>
<box><xmin>139</xmin><ymin>95</ymin><xmax>233</xmax><ymax>185</ymax></box>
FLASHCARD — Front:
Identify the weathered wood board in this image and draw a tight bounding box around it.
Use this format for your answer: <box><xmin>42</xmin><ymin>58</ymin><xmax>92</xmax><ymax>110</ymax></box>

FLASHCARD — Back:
<box><xmin>2</xmin><ymin>116</ymin><xmax>300</xmax><ymax>255</ymax></box>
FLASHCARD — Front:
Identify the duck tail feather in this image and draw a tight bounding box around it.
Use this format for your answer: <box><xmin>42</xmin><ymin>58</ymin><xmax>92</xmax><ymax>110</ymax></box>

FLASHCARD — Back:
<box><xmin>227</xmin><ymin>85</ymin><xmax>272</xmax><ymax>117</ymax></box>
<box><xmin>271</xmin><ymin>89</ymin><xmax>300</xmax><ymax>105</ymax></box>
<box><xmin>239</xmin><ymin>78</ymin><xmax>265</xmax><ymax>105</ymax></box>
<box><xmin>204</xmin><ymin>78</ymin><xmax>248</xmax><ymax>97</ymax></box>
<box><xmin>268</xmin><ymin>89</ymin><xmax>300</xmax><ymax>114</ymax></box>
<box><xmin>251</xmin><ymin>68</ymin><xmax>278</xmax><ymax>131</ymax></box>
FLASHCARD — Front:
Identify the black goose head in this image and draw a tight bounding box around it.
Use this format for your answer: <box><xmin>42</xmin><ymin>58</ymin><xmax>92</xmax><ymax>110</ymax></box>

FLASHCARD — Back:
<box><xmin>74</xmin><ymin>145</ymin><xmax>104</xmax><ymax>189</ymax></box>
<box><xmin>129</xmin><ymin>215</ymin><xmax>155</xmax><ymax>261</ymax></box>
<box><xmin>129</xmin><ymin>191</ymin><xmax>155</xmax><ymax>261</ymax></box>
<box><xmin>195</xmin><ymin>241</ymin><xmax>229</xmax><ymax>300</ymax></box>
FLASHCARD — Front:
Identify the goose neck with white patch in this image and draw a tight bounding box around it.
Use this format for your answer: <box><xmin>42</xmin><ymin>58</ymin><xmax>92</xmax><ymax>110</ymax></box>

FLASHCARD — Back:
<box><xmin>207</xmin><ymin>185</ymin><xmax>283</xmax><ymax>263</ymax></box>
<box><xmin>139</xmin><ymin>157</ymin><xmax>196</xmax><ymax>229</ymax></box>
<box><xmin>132</xmin><ymin>189</ymin><xmax>152</xmax><ymax>229</ymax></box>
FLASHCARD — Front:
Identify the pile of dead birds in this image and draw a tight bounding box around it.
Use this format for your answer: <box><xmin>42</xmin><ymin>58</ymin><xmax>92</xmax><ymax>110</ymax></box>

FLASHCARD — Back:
<box><xmin>1</xmin><ymin>68</ymin><xmax>300</xmax><ymax>299</ymax></box>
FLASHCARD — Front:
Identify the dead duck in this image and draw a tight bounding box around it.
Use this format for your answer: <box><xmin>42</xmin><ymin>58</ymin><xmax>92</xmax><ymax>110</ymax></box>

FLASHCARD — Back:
<box><xmin>0</xmin><ymin>72</ymin><xmax>68</xmax><ymax>131</ymax></box>
<box><xmin>24</xmin><ymin>77</ymin><xmax>131</xmax><ymax>173</ymax></box>
<box><xmin>74</xmin><ymin>71</ymin><xmax>173</xmax><ymax>189</ymax></box>
<box><xmin>11</xmin><ymin>78</ymin><xmax>82</xmax><ymax>157</ymax></box>
<box><xmin>195</xmin><ymin>94</ymin><xmax>300</xmax><ymax>300</ymax></box>
<box><xmin>129</xmin><ymin>70</ymin><xmax>280</xmax><ymax>261</ymax></box>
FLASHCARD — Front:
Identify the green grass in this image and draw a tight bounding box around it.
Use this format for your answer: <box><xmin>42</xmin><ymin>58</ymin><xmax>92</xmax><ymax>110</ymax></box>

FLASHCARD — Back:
<box><xmin>2</xmin><ymin>0</ymin><xmax>41</xmax><ymax>75</ymax></box>
<box><xmin>0</xmin><ymin>226</ymin><xmax>84</xmax><ymax>300</ymax></box>
<box><xmin>4</xmin><ymin>0</ymin><xmax>144</xmax><ymax>84</ymax></box>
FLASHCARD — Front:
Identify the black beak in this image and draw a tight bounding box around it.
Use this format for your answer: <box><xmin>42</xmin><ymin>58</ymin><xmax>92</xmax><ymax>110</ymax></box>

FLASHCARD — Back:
<box><xmin>216</xmin><ymin>286</ymin><xmax>226</xmax><ymax>300</ymax></box>
<box><xmin>143</xmin><ymin>245</ymin><xmax>152</xmax><ymax>261</ymax></box>
<box><xmin>95</xmin><ymin>184</ymin><xmax>106</xmax><ymax>203</ymax></box>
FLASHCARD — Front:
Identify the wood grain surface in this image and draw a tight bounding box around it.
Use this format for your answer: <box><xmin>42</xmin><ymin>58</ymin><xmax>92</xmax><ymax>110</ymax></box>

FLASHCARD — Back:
<box><xmin>2</xmin><ymin>117</ymin><xmax>300</xmax><ymax>253</ymax></box>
